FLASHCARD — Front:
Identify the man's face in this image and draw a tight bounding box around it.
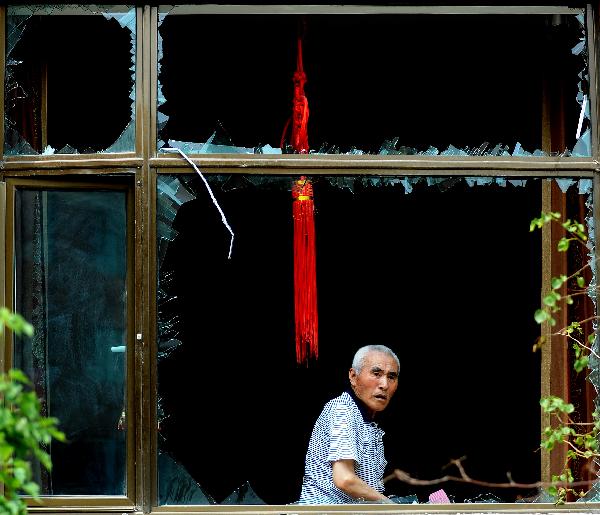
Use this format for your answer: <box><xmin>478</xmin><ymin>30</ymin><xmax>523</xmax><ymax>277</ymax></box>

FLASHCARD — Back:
<box><xmin>349</xmin><ymin>351</ymin><xmax>399</xmax><ymax>416</ymax></box>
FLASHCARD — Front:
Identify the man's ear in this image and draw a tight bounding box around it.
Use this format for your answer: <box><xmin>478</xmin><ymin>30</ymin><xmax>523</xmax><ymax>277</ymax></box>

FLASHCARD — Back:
<box><xmin>349</xmin><ymin>368</ymin><xmax>357</xmax><ymax>387</ymax></box>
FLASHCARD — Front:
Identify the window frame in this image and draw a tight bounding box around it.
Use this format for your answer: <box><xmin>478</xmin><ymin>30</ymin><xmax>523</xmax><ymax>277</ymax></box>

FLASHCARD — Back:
<box><xmin>2</xmin><ymin>177</ymin><xmax>137</xmax><ymax>510</ymax></box>
<box><xmin>0</xmin><ymin>3</ymin><xmax>598</xmax><ymax>513</ymax></box>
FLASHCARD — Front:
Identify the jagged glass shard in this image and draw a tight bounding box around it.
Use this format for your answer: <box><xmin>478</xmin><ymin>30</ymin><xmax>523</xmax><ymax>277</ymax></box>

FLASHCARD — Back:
<box><xmin>379</xmin><ymin>137</ymin><xmax>400</xmax><ymax>155</ymax></box>
<box><xmin>158</xmin><ymin>452</ymin><xmax>216</xmax><ymax>505</ymax></box>
<box><xmin>465</xmin><ymin>493</ymin><xmax>502</xmax><ymax>503</ymax></box>
<box><xmin>389</xmin><ymin>494</ymin><xmax>419</xmax><ymax>504</ymax></box>
<box><xmin>572</xmin><ymin>128</ymin><xmax>591</xmax><ymax>157</ymax></box>
<box><xmin>579</xmin><ymin>179</ymin><xmax>593</xmax><ymax>195</ymax></box>
<box><xmin>440</xmin><ymin>145</ymin><xmax>469</xmax><ymax>156</ymax></box>
<box><xmin>158</xmin><ymin>177</ymin><xmax>195</xmax><ymax>206</ymax></box>
<box><xmin>158</xmin><ymin>337</ymin><xmax>182</xmax><ymax>359</ymax></box>
<box><xmin>512</xmin><ymin>142</ymin><xmax>530</xmax><ymax>157</ymax></box>
<box><xmin>6</xmin><ymin>14</ymin><xmax>31</xmax><ymax>58</ymax></box>
<box><xmin>167</xmin><ymin>139</ymin><xmax>255</xmax><ymax>154</ymax></box>
<box><xmin>515</xmin><ymin>490</ymin><xmax>555</xmax><ymax>503</ymax></box>
<box><xmin>437</xmin><ymin>177</ymin><xmax>461</xmax><ymax>192</ymax></box>
<box><xmin>260</xmin><ymin>144</ymin><xmax>282</xmax><ymax>154</ymax></box>
<box><xmin>421</xmin><ymin>146</ymin><xmax>439</xmax><ymax>156</ymax></box>
<box><xmin>366</xmin><ymin>176</ymin><xmax>383</xmax><ymax>187</ymax></box>
<box><xmin>578</xmin><ymin>481</ymin><xmax>600</xmax><ymax>502</ymax></box>
<box><xmin>157</xmin><ymin>10</ymin><xmax>170</xmax><ymax>144</ymax></box>
<box><xmin>348</xmin><ymin>147</ymin><xmax>365</xmax><ymax>155</ymax></box>
<box><xmin>103</xmin><ymin>121</ymin><xmax>135</xmax><ymax>153</ymax></box>
<box><xmin>426</xmin><ymin>177</ymin><xmax>446</xmax><ymax>186</ymax></box>
<box><xmin>381</xmin><ymin>177</ymin><xmax>403</xmax><ymax>187</ymax></box>
<box><xmin>555</xmin><ymin>178</ymin><xmax>576</xmax><ymax>193</ymax></box>
<box><xmin>220</xmin><ymin>482</ymin><xmax>265</xmax><ymax>505</ymax></box>
<box><xmin>57</xmin><ymin>144</ymin><xmax>78</xmax><ymax>155</ymax></box>
<box><xmin>572</xmin><ymin>39</ymin><xmax>586</xmax><ymax>56</ymax></box>
<box><xmin>508</xmin><ymin>179</ymin><xmax>527</xmax><ymax>187</ymax></box>
<box><xmin>4</xmin><ymin>128</ymin><xmax>38</xmax><ymax>155</ymax></box>
<box><xmin>475</xmin><ymin>177</ymin><xmax>494</xmax><ymax>186</ymax></box>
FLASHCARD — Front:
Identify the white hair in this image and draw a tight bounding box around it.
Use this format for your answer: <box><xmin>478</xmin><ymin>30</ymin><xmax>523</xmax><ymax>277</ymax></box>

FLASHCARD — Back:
<box><xmin>352</xmin><ymin>345</ymin><xmax>400</xmax><ymax>374</ymax></box>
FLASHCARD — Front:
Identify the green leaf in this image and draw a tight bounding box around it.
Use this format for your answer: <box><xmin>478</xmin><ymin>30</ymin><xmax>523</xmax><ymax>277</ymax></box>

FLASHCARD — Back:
<box><xmin>577</xmin><ymin>276</ymin><xmax>586</xmax><ymax>288</ymax></box>
<box><xmin>552</xmin><ymin>276</ymin><xmax>564</xmax><ymax>289</ymax></box>
<box><xmin>544</xmin><ymin>295</ymin><xmax>557</xmax><ymax>307</ymax></box>
<box><xmin>548</xmin><ymin>486</ymin><xmax>558</xmax><ymax>497</ymax></box>
<box><xmin>557</xmin><ymin>238</ymin><xmax>570</xmax><ymax>252</ymax></box>
<box><xmin>535</xmin><ymin>309</ymin><xmax>549</xmax><ymax>324</ymax></box>
<box><xmin>574</xmin><ymin>356</ymin><xmax>590</xmax><ymax>373</ymax></box>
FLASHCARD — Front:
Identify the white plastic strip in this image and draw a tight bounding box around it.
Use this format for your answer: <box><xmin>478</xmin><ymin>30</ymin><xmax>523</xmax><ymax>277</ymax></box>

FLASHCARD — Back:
<box><xmin>576</xmin><ymin>94</ymin><xmax>588</xmax><ymax>140</ymax></box>
<box><xmin>162</xmin><ymin>147</ymin><xmax>235</xmax><ymax>259</ymax></box>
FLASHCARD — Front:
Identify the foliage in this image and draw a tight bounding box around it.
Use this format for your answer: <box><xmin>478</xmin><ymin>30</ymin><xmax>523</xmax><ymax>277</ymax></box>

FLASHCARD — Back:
<box><xmin>530</xmin><ymin>212</ymin><xmax>599</xmax><ymax>504</ymax></box>
<box><xmin>0</xmin><ymin>309</ymin><xmax>65</xmax><ymax>515</ymax></box>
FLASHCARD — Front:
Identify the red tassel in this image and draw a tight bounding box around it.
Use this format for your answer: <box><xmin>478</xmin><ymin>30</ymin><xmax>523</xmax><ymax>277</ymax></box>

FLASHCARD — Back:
<box><xmin>293</xmin><ymin>177</ymin><xmax>318</xmax><ymax>364</ymax></box>
<box><xmin>281</xmin><ymin>35</ymin><xmax>309</xmax><ymax>153</ymax></box>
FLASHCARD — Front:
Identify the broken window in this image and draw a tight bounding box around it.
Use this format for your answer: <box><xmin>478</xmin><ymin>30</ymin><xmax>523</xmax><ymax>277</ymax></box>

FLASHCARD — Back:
<box><xmin>12</xmin><ymin>185</ymin><xmax>130</xmax><ymax>495</ymax></box>
<box><xmin>4</xmin><ymin>5</ymin><xmax>136</xmax><ymax>155</ymax></box>
<box><xmin>156</xmin><ymin>173</ymin><xmax>596</xmax><ymax>505</ymax></box>
<box><xmin>157</xmin><ymin>8</ymin><xmax>589</xmax><ymax>157</ymax></box>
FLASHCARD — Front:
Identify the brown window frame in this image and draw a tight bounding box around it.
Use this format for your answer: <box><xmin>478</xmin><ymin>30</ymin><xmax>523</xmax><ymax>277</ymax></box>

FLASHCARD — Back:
<box><xmin>0</xmin><ymin>4</ymin><xmax>598</xmax><ymax>513</ymax></box>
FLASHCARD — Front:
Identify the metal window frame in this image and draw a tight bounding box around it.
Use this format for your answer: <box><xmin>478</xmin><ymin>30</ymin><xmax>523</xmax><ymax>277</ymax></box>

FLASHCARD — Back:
<box><xmin>2</xmin><ymin>177</ymin><xmax>137</xmax><ymax>510</ymax></box>
<box><xmin>1</xmin><ymin>4</ymin><xmax>599</xmax><ymax>514</ymax></box>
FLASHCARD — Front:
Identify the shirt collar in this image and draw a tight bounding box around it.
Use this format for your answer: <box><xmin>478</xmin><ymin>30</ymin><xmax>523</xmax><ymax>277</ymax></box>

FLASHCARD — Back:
<box><xmin>345</xmin><ymin>388</ymin><xmax>375</xmax><ymax>422</ymax></box>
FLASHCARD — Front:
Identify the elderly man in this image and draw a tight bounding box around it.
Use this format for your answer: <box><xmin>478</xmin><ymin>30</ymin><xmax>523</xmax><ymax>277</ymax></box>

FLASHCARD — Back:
<box><xmin>299</xmin><ymin>345</ymin><xmax>399</xmax><ymax>504</ymax></box>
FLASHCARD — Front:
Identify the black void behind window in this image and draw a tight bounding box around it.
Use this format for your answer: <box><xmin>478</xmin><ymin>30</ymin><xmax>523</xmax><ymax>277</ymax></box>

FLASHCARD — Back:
<box><xmin>158</xmin><ymin>12</ymin><xmax>587</xmax><ymax>156</ymax></box>
<box><xmin>5</xmin><ymin>6</ymin><xmax>136</xmax><ymax>155</ymax></box>
<box><xmin>156</xmin><ymin>175</ymin><xmax>544</xmax><ymax>505</ymax></box>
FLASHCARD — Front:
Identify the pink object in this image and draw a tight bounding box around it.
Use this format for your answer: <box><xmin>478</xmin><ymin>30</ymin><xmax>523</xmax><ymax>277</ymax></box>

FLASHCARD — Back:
<box><xmin>429</xmin><ymin>489</ymin><xmax>451</xmax><ymax>504</ymax></box>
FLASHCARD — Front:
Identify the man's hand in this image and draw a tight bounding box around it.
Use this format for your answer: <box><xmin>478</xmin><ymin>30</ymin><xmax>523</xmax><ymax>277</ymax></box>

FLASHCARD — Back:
<box><xmin>332</xmin><ymin>459</ymin><xmax>392</xmax><ymax>503</ymax></box>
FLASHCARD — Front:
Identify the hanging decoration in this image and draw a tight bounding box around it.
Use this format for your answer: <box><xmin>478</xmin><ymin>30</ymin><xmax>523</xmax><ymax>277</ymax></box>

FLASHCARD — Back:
<box><xmin>280</xmin><ymin>34</ymin><xmax>309</xmax><ymax>154</ymax></box>
<box><xmin>283</xmin><ymin>28</ymin><xmax>318</xmax><ymax>364</ymax></box>
<box><xmin>292</xmin><ymin>176</ymin><xmax>318</xmax><ymax>364</ymax></box>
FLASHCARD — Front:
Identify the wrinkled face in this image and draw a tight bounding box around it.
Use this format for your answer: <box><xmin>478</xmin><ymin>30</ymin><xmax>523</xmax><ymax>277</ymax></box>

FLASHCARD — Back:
<box><xmin>349</xmin><ymin>351</ymin><xmax>399</xmax><ymax>416</ymax></box>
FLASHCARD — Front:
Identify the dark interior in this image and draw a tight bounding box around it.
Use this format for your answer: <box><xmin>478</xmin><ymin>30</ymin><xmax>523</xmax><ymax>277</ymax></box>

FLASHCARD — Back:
<box><xmin>158</xmin><ymin>176</ymin><xmax>543</xmax><ymax>504</ymax></box>
<box><xmin>6</xmin><ymin>13</ymin><xmax>133</xmax><ymax>153</ymax></box>
<box><xmin>158</xmin><ymin>13</ymin><xmax>583</xmax><ymax>153</ymax></box>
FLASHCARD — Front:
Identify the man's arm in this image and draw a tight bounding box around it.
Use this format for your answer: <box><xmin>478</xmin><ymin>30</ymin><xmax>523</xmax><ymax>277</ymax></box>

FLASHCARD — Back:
<box><xmin>332</xmin><ymin>459</ymin><xmax>392</xmax><ymax>503</ymax></box>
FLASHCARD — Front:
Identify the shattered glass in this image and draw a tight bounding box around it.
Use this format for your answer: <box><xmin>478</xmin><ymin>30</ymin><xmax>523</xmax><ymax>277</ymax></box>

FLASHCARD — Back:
<box><xmin>159</xmin><ymin>452</ymin><xmax>216</xmax><ymax>505</ymax></box>
<box><xmin>156</xmin><ymin>171</ymin><xmax>596</xmax><ymax>504</ymax></box>
<box><xmin>157</xmin><ymin>10</ymin><xmax>589</xmax><ymax>157</ymax></box>
<box><xmin>4</xmin><ymin>5</ymin><xmax>136</xmax><ymax>155</ymax></box>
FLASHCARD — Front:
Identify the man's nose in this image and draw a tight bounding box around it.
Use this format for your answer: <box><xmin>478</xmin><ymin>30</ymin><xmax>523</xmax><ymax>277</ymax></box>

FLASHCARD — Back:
<box><xmin>379</xmin><ymin>376</ymin><xmax>389</xmax><ymax>389</ymax></box>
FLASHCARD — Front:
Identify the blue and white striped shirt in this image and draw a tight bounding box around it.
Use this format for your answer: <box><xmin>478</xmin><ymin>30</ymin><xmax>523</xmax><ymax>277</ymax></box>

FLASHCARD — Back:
<box><xmin>298</xmin><ymin>391</ymin><xmax>387</xmax><ymax>504</ymax></box>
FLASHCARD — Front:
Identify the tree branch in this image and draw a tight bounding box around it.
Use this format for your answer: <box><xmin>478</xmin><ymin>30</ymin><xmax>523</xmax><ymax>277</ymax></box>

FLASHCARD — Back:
<box><xmin>384</xmin><ymin>459</ymin><xmax>597</xmax><ymax>491</ymax></box>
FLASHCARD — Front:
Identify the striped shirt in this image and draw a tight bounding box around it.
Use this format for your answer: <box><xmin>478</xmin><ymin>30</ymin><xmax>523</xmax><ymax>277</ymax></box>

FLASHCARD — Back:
<box><xmin>298</xmin><ymin>391</ymin><xmax>387</xmax><ymax>504</ymax></box>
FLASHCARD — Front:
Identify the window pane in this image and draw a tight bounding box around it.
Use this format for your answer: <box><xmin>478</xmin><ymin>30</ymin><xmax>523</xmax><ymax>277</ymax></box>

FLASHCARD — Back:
<box><xmin>156</xmin><ymin>174</ymin><xmax>595</xmax><ymax>505</ymax></box>
<box><xmin>5</xmin><ymin>5</ymin><xmax>136</xmax><ymax>155</ymax></box>
<box><xmin>158</xmin><ymin>10</ymin><xmax>589</xmax><ymax>157</ymax></box>
<box><xmin>14</xmin><ymin>188</ymin><xmax>128</xmax><ymax>495</ymax></box>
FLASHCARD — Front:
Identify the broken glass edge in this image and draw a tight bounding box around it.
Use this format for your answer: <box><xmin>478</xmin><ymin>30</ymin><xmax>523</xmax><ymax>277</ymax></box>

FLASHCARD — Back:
<box><xmin>160</xmin><ymin>134</ymin><xmax>596</xmax><ymax>158</ymax></box>
<box><xmin>4</xmin><ymin>5</ymin><xmax>137</xmax><ymax>155</ymax></box>
<box><xmin>155</xmin><ymin>174</ymin><xmax>598</xmax><ymax>504</ymax></box>
<box><xmin>156</xmin><ymin>12</ymin><xmax>589</xmax><ymax>158</ymax></box>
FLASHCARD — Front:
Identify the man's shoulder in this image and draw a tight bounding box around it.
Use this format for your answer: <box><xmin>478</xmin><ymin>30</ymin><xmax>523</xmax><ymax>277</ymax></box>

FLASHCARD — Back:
<box><xmin>321</xmin><ymin>392</ymin><xmax>361</xmax><ymax>418</ymax></box>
